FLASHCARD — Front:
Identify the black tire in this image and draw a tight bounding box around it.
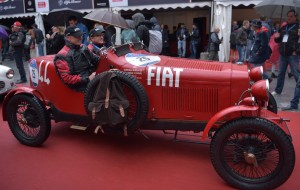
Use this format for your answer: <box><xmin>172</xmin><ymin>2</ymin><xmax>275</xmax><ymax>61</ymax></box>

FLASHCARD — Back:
<box><xmin>84</xmin><ymin>70</ymin><xmax>148</xmax><ymax>132</ymax></box>
<box><xmin>210</xmin><ymin>118</ymin><xmax>295</xmax><ymax>190</ymax></box>
<box><xmin>267</xmin><ymin>91</ymin><xmax>277</xmax><ymax>114</ymax></box>
<box><xmin>6</xmin><ymin>94</ymin><xmax>51</xmax><ymax>146</ymax></box>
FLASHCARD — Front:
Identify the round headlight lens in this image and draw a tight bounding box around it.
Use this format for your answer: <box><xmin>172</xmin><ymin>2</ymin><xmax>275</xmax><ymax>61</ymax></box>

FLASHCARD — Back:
<box><xmin>249</xmin><ymin>66</ymin><xmax>263</xmax><ymax>82</ymax></box>
<box><xmin>251</xmin><ymin>80</ymin><xmax>269</xmax><ymax>102</ymax></box>
<box><xmin>6</xmin><ymin>69</ymin><xmax>14</xmax><ymax>79</ymax></box>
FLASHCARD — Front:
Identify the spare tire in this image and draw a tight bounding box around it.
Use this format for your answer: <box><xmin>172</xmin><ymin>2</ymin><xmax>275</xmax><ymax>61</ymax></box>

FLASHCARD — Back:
<box><xmin>84</xmin><ymin>70</ymin><xmax>148</xmax><ymax>132</ymax></box>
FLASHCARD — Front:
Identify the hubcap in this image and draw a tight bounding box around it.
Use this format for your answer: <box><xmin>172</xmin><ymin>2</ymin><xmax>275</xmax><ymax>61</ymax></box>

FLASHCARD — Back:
<box><xmin>243</xmin><ymin>152</ymin><xmax>258</xmax><ymax>167</ymax></box>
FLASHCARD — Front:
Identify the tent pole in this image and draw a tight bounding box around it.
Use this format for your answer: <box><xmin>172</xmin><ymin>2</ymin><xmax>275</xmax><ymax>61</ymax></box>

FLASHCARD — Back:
<box><xmin>210</xmin><ymin>0</ymin><xmax>214</xmax><ymax>31</ymax></box>
<box><xmin>280</xmin><ymin>5</ymin><xmax>283</xmax><ymax>24</ymax></box>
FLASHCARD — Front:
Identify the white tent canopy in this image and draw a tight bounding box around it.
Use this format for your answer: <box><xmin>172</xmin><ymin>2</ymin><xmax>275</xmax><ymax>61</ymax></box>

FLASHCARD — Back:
<box><xmin>216</xmin><ymin>0</ymin><xmax>262</xmax><ymax>6</ymax></box>
<box><xmin>112</xmin><ymin>2</ymin><xmax>212</xmax><ymax>11</ymax></box>
<box><xmin>212</xmin><ymin>1</ymin><xmax>263</xmax><ymax>61</ymax></box>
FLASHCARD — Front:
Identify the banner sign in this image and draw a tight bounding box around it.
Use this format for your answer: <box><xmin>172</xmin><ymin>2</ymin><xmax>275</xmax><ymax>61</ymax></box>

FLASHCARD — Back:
<box><xmin>128</xmin><ymin>0</ymin><xmax>189</xmax><ymax>6</ymax></box>
<box><xmin>109</xmin><ymin>0</ymin><xmax>128</xmax><ymax>7</ymax></box>
<box><xmin>0</xmin><ymin>0</ymin><xmax>24</xmax><ymax>15</ymax></box>
<box><xmin>35</xmin><ymin>0</ymin><xmax>49</xmax><ymax>13</ymax></box>
<box><xmin>94</xmin><ymin>0</ymin><xmax>109</xmax><ymax>8</ymax></box>
<box><xmin>49</xmin><ymin>0</ymin><xmax>93</xmax><ymax>10</ymax></box>
<box><xmin>24</xmin><ymin>0</ymin><xmax>36</xmax><ymax>13</ymax></box>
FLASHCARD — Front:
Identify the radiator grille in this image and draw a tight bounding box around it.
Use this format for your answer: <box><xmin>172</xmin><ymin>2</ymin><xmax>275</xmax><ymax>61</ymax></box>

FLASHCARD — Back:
<box><xmin>162</xmin><ymin>87</ymin><xmax>219</xmax><ymax>112</ymax></box>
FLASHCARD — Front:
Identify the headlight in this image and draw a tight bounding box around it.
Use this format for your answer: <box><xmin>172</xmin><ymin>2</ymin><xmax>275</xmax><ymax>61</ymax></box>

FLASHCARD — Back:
<box><xmin>249</xmin><ymin>66</ymin><xmax>263</xmax><ymax>82</ymax></box>
<box><xmin>251</xmin><ymin>80</ymin><xmax>269</xmax><ymax>102</ymax></box>
<box><xmin>6</xmin><ymin>69</ymin><xmax>14</xmax><ymax>79</ymax></box>
<box><xmin>238</xmin><ymin>97</ymin><xmax>255</xmax><ymax>106</ymax></box>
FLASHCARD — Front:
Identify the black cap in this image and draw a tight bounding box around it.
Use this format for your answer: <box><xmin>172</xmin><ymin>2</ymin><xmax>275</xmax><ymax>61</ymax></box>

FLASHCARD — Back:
<box><xmin>89</xmin><ymin>28</ymin><xmax>105</xmax><ymax>37</ymax></box>
<box><xmin>65</xmin><ymin>26</ymin><xmax>83</xmax><ymax>37</ymax></box>
<box><xmin>251</xmin><ymin>19</ymin><xmax>262</xmax><ymax>28</ymax></box>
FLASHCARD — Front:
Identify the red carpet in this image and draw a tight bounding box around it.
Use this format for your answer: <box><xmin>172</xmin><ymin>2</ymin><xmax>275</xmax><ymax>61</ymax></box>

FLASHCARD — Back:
<box><xmin>0</xmin><ymin>111</ymin><xmax>299</xmax><ymax>190</ymax></box>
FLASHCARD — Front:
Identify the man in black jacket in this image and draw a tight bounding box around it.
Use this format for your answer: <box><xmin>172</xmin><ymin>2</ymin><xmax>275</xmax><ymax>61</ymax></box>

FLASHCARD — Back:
<box><xmin>207</xmin><ymin>27</ymin><xmax>223</xmax><ymax>61</ymax></box>
<box><xmin>9</xmin><ymin>21</ymin><xmax>27</xmax><ymax>84</ymax></box>
<box><xmin>189</xmin><ymin>23</ymin><xmax>201</xmax><ymax>59</ymax></box>
<box><xmin>272</xmin><ymin>10</ymin><xmax>300</xmax><ymax>96</ymax></box>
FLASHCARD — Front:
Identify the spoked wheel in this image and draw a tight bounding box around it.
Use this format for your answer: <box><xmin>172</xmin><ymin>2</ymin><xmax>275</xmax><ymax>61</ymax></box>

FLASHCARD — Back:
<box><xmin>84</xmin><ymin>70</ymin><xmax>148</xmax><ymax>133</ymax></box>
<box><xmin>210</xmin><ymin>118</ymin><xmax>295</xmax><ymax>190</ymax></box>
<box><xmin>6</xmin><ymin>94</ymin><xmax>51</xmax><ymax>146</ymax></box>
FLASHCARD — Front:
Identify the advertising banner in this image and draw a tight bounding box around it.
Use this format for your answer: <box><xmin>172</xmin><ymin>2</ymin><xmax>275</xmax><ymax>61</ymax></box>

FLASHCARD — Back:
<box><xmin>35</xmin><ymin>0</ymin><xmax>49</xmax><ymax>13</ymax></box>
<box><xmin>94</xmin><ymin>0</ymin><xmax>109</xmax><ymax>8</ymax></box>
<box><xmin>24</xmin><ymin>0</ymin><xmax>36</xmax><ymax>13</ymax></box>
<box><xmin>0</xmin><ymin>0</ymin><xmax>24</xmax><ymax>15</ymax></box>
<box><xmin>128</xmin><ymin>0</ymin><xmax>189</xmax><ymax>6</ymax></box>
<box><xmin>49</xmin><ymin>0</ymin><xmax>93</xmax><ymax>10</ymax></box>
<box><xmin>109</xmin><ymin>0</ymin><xmax>128</xmax><ymax>7</ymax></box>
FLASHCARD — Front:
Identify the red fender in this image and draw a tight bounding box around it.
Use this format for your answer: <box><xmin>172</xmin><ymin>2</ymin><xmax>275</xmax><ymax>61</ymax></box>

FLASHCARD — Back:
<box><xmin>2</xmin><ymin>87</ymin><xmax>46</xmax><ymax>121</ymax></box>
<box><xmin>202</xmin><ymin>105</ymin><xmax>291</xmax><ymax>140</ymax></box>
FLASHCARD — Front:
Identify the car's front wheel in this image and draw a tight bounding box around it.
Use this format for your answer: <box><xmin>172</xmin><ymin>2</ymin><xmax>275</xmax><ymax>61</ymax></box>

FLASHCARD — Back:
<box><xmin>210</xmin><ymin>118</ymin><xmax>295</xmax><ymax>190</ymax></box>
<box><xmin>6</xmin><ymin>94</ymin><xmax>51</xmax><ymax>146</ymax></box>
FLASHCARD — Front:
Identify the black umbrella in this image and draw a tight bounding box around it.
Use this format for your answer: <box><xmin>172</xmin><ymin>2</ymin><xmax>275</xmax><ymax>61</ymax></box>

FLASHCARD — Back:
<box><xmin>84</xmin><ymin>10</ymin><xmax>128</xmax><ymax>28</ymax></box>
<box><xmin>46</xmin><ymin>8</ymin><xmax>84</xmax><ymax>26</ymax></box>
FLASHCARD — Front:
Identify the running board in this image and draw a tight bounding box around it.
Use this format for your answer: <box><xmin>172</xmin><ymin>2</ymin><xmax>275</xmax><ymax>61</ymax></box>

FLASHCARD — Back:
<box><xmin>165</xmin><ymin>130</ymin><xmax>211</xmax><ymax>145</ymax></box>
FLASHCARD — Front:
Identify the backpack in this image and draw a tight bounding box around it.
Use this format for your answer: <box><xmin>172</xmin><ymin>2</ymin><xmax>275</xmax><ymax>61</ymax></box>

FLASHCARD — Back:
<box><xmin>88</xmin><ymin>72</ymin><xmax>130</xmax><ymax>136</ymax></box>
<box><xmin>148</xmin><ymin>29</ymin><xmax>162</xmax><ymax>55</ymax></box>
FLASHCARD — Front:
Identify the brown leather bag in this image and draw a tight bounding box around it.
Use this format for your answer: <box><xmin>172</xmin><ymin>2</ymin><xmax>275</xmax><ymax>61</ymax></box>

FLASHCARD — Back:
<box><xmin>88</xmin><ymin>72</ymin><xmax>129</xmax><ymax>135</ymax></box>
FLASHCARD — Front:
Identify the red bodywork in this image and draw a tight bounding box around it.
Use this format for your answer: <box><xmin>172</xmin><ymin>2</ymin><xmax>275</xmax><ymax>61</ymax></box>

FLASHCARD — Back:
<box><xmin>2</xmin><ymin>44</ymin><xmax>290</xmax><ymax>137</ymax></box>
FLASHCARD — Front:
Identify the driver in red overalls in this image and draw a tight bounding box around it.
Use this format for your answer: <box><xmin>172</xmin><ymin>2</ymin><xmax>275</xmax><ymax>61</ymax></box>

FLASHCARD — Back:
<box><xmin>54</xmin><ymin>26</ymin><xmax>101</xmax><ymax>92</ymax></box>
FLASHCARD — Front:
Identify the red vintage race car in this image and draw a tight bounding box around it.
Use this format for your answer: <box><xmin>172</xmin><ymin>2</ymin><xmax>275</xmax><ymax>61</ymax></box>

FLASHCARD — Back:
<box><xmin>2</xmin><ymin>43</ymin><xmax>295</xmax><ymax>190</ymax></box>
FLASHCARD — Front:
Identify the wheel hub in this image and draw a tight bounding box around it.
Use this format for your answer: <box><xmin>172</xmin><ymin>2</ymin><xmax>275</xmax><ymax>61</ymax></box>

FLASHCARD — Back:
<box><xmin>22</xmin><ymin>108</ymin><xmax>40</xmax><ymax>128</ymax></box>
<box><xmin>243</xmin><ymin>152</ymin><xmax>258</xmax><ymax>167</ymax></box>
<box><xmin>20</xmin><ymin>117</ymin><xmax>27</xmax><ymax>125</ymax></box>
<box><xmin>234</xmin><ymin>136</ymin><xmax>266</xmax><ymax>166</ymax></box>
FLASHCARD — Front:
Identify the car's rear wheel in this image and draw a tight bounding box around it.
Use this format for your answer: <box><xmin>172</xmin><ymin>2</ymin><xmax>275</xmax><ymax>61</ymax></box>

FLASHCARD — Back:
<box><xmin>210</xmin><ymin>118</ymin><xmax>295</xmax><ymax>190</ymax></box>
<box><xmin>6</xmin><ymin>94</ymin><xmax>51</xmax><ymax>146</ymax></box>
<box><xmin>84</xmin><ymin>70</ymin><xmax>148</xmax><ymax>132</ymax></box>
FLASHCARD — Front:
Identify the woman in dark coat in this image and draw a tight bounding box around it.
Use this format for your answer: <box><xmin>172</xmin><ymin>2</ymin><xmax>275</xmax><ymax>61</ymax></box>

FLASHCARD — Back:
<box><xmin>46</xmin><ymin>26</ymin><xmax>65</xmax><ymax>55</ymax></box>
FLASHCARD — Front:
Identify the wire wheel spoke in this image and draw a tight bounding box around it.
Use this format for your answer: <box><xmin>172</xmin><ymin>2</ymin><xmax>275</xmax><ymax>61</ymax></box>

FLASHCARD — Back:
<box><xmin>15</xmin><ymin>101</ymin><xmax>41</xmax><ymax>138</ymax></box>
<box><xmin>223</xmin><ymin>131</ymin><xmax>279</xmax><ymax>179</ymax></box>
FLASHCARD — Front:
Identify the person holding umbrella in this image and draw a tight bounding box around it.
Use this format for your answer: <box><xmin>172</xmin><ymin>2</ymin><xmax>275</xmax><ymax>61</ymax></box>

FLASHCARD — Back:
<box><xmin>271</xmin><ymin>10</ymin><xmax>300</xmax><ymax>96</ymax></box>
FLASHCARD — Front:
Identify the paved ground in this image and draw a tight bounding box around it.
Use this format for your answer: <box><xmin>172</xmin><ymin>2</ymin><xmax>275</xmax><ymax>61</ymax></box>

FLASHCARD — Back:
<box><xmin>2</xmin><ymin>52</ymin><xmax>298</xmax><ymax>112</ymax></box>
